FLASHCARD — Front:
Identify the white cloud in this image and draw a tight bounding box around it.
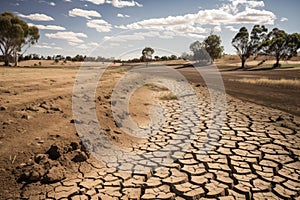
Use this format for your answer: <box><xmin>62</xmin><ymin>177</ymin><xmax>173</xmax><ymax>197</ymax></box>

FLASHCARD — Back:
<box><xmin>213</xmin><ymin>25</ymin><xmax>222</xmax><ymax>32</ymax></box>
<box><xmin>280</xmin><ymin>17</ymin><xmax>288</xmax><ymax>22</ymax></box>
<box><xmin>38</xmin><ymin>0</ymin><xmax>56</xmax><ymax>6</ymax></box>
<box><xmin>87</xmin><ymin>19</ymin><xmax>112</xmax><ymax>32</ymax></box>
<box><xmin>83</xmin><ymin>0</ymin><xmax>142</xmax><ymax>8</ymax></box>
<box><xmin>187</xmin><ymin>33</ymin><xmax>206</xmax><ymax>39</ymax></box>
<box><xmin>117</xmin><ymin>13</ymin><xmax>130</xmax><ymax>18</ymax></box>
<box><xmin>18</xmin><ymin>13</ymin><xmax>54</xmax><ymax>21</ymax></box>
<box><xmin>45</xmin><ymin>31</ymin><xmax>87</xmax><ymax>44</ymax></box>
<box><xmin>73</xmin><ymin>42</ymin><xmax>100</xmax><ymax>49</ymax></box>
<box><xmin>115</xmin><ymin>0</ymin><xmax>276</xmax><ymax>37</ymax></box>
<box><xmin>225</xmin><ymin>25</ymin><xmax>238</xmax><ymax>32</ymax></box>
<box><xmin>64</xmin><ymin>0</ymin><xmax>72</xmax><ymax>2</ymax></box>
<box><xmin>34</xmin><ymin>45</ymin><xmax>62</xmax><ymax>50</ymax></box>
<box><xmin>28</xmin><ymin>23</ymin><xmax>66</xmax><ymax>31</ymax></box>
<box><xmin>84</xmin><ymin>0</ymin><xmax>105</xmax><ymax>5</ymax></box>
<box><xmin>223</xmin><ymin>0</ymin><xmax>264</xmax><ymax>14</ymax></box>
<box><xmin>111</xmin><ymin>0</ymin><xmax>142</xmax><ymax>8</ymax></box>
<box><xmin>69</xmin><ymin>8</ymin><xmax>101</xmax><ymax>19</ymax></box>
<box><xmin>234</xmin><ymin>8</ymin><xmax>276</xmax><ymax>24</ymax></box>
<box><xmin>104</xmin><ymin>31</ymin><xmax>173</xmax><ymax>42</ymax></box>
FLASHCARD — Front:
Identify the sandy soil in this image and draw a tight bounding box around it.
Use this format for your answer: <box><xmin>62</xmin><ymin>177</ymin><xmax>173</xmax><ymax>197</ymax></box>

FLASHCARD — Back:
<box><xmin>0</xmin><ymin>61</ymin><xmax>299</xmax><ymax>199</ymax></box>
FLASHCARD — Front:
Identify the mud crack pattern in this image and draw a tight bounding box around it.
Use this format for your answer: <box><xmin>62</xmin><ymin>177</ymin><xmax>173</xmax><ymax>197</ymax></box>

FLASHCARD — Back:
<box><xmin>23</xmin><ymin>84</ymin><xmax>300</xmax><ymax>199</ymax></box>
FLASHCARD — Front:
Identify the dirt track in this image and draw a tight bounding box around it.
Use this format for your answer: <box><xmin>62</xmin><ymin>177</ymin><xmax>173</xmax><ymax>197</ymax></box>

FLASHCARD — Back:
<box><xmin>0</xmin><ymin>65</ymin><xmax>300</xmax><ymax>199</ymax></box>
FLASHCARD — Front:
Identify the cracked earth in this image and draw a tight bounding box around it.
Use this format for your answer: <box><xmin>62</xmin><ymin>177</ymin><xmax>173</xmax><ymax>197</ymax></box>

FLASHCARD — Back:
<box><xmin>0</xmin><ymin>66</ymin><xmax>299</xmax><ymax>200</ymax></box>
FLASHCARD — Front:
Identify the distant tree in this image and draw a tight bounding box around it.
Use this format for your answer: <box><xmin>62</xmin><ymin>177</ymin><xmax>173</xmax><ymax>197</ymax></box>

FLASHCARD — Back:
<box><xmin>154</xmin><ymin>55</ymin><xmax>160</xmax><ymax>61</ymax></box>
<box><xmin>32</xmin><ymin>54</ymin><xmax>40</xmax><ymax>60</ymax></box>
<box><xmin>203</xmin><ymin>34</ymin><xmax>224</xmax><ymax>63</ymax></box>
<box><xmin>169</xmin><ymin>55</ymin><xmax>178</xmax><ymax>60</ymax></box>
<box><xmin>72</xmin><ymin>54</ymin><xmax>85</xmax><ymax>62</ymax></box>
<box><xmin>232</xmin><ymin>25</ymin><xmax>267</xmax><ymax>69</ymax></box>
<box><xmin>181</xmin><ymin>52</ymin><xmax>193</xmax><ymax>61</ymax></box>
<box><xmin>23</xmin><ymin>54</ymin><xmax>32</xmax><ymax>60</ymax></box>
<box><xmin>65</xmin><ymin>56</ymin><xmax>72</xmax><ymax>61</ymax></box>
<box><xmin>189</xmin><ymin>41</ymin><xmax>210</xmax><ymax>62</ymax></box>
<box><xmin>261</xmin><ymin>28</ymin><xmax>300</xmax><ymax>68</ymax></box>
<box><xmin>160</xmin><ymin>56</ymin><xmax>168</xmax><ymax>61</ymax></box>
<box><xmin>47</xmin><ymin>56</ymin><xmax>52</xmax><ymax>60</ymax></box>
<box><xmin>0</xmin><ymin>12</ymin><xmax>39</xmax><ymax>66</ymax></box>
<box><xmin>142</xmin><ymin>47</ymin><xmax>154</xmax><ymax>63</ymax></box>
<box><xmin>85</xmin><ymin>56</ymin><xmax>96</xmax><ymax>62</ymax></box>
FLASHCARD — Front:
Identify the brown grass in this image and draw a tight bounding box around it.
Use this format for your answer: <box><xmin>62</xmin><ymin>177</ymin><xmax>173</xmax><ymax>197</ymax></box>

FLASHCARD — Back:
<box><xmin>230</xmin><ymin>77</ymin><xmax>300</xmax><ymax>88</ymax></box>
<box><xmin>159</xmin><ymin>92</ymin><xmax>178</xmax><ymax>100</ymax></box>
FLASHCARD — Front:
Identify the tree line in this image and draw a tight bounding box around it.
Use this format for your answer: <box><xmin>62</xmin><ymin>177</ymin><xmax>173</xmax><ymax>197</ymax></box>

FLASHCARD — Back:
<box><xmin>232</xmin><ymin>25</ymin><xmax>300</xmax><ymax>69</ymax></box>
<box><xmin>0</xmin><ymin>11</ymin><xmax>299</xmax><ymax>68</ymax></box>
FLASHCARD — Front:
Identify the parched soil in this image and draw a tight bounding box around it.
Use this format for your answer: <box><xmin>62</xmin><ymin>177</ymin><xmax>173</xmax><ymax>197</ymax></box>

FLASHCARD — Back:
<box><xmin>178</xmin><ymin>67</ymin><xmax>300</xmax><ymax>116</ymax></box>
<box><xmin>0</xmin><ymin>64</ymin><xmax>299</xmax><ymax>199</ymax></box>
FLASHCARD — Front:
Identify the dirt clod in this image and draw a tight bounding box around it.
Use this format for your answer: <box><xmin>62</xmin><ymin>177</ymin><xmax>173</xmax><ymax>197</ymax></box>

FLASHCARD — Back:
<box><xmin>46</xmin><ymin>145</ymin><xmax>61</xmax><ymax>160</ymax></box>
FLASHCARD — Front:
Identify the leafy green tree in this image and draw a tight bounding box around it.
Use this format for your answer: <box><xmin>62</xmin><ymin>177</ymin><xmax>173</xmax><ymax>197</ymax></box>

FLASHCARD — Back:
<box><xmin>189</xmin><ymin>41</ymin><xmax>210</xmax><ymax>62</ymax></box>
<box><xmin>232</xmin><ymin>25</ymin><xmax>267</xmax><ymax>69</ymax></box>
<box><xmin>0</xmin><ymin>12</ymin><xmax>39</xmax><ymax>66</ymax></box>
<box><xmin>261</xmin><ymin>28</ymin><xmax>300</xmax><ymax>68</ymax></box>
<box><xmin>142</xmin><ymin>47</ymin><xmax>154</xmax><ymax>62</ymax></box>
<box><xmin>203</xmin><ymin>34</ymin><xmax>224</xmax><ymax>63</ymax></box>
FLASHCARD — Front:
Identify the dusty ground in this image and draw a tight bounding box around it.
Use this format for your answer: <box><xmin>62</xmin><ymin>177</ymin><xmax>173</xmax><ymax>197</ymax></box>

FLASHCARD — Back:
<box><xmin>0</xmin><ymin>61</ymin><xmax>299</xmax><ymax>199</ymax></box>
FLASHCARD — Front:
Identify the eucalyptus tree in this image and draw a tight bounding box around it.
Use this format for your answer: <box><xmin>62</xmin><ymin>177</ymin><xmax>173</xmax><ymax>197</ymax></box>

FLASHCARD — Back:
<box><xmin>189</xmin><ymin>41</ymin><xmax>210</xmax><ymax>63</ymax></box>
<box><xmin>0</xmin><ymin>12</ymin><xmax>39</xmax><ymax>66</ymax></box>
<box><xmin>142</xmin><ymin>47</ymin><xmax>154</xmax><ymax>61</ymax></box>
<box><xmin>261</xmin><ymin>28</ymin><xmax>300</xmax><ymax>68</ymax></box>
<box><xmin>203</xmin><ymin>34</ymin><xmax>224</xmax><ymax>63</ymax></box>
<box><xmin>232</xmin><ymin>25</ymin><xmax>267</xmax><ymax>69</ymax></box>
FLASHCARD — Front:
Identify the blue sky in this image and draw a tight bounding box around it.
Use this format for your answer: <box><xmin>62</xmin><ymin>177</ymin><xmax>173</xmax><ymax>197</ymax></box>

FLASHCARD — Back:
<box><xmin>1</xmin><ymin>0</ymin><xmax>299</xmax><ymax>59</ymax></box>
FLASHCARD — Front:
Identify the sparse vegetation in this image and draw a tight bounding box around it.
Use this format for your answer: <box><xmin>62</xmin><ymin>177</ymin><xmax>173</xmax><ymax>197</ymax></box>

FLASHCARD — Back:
<box><xmin>230</xmin><ymin>77</ymin><xmax>300</xmax><ymax>88</ymax></box>
<box><xmin>144</xmin><ymin>83</ymin><xmax>169</xmax><ymax>91</ymax></box>
<box><xmin>159</xmin><ymin>92</ymin><xmax>178</xmax><ymax>100</ymax></box>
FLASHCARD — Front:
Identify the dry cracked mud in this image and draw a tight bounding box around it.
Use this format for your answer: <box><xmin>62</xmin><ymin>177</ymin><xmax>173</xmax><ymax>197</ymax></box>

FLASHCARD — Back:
<box><xmin>1</xmin><ymin>66</ymin><xmax>299</xmax><ymax>200</ymax></box>
<box><xmin>18</xmin><ymin>68</ymin><xmax>300</xmax><ymax>200</ymax></box>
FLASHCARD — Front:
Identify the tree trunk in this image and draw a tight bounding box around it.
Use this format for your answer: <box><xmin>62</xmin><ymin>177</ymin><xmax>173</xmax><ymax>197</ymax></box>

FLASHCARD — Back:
<box><xmin>241</xmin><ymin>58</ymin><xmax>246</xmax><ymax>70</ymax></box>
<box><xmin>274</xmin><ymin>56</ymin><xmax>280</xmax><ymax>68</ymax></box>
<box><xmin>14</xmin><ymin>51</ymin><xmax>18</xmax><ymax>67</ymax></box>
<box><xmin>4</xmin><ymin>55</ymin><xmax>9</xmax><ymax>66</ymax></box>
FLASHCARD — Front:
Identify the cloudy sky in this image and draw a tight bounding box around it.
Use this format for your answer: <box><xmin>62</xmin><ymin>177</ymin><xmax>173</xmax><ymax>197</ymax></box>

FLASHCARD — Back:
<box><xmin>1</xmin><ymin>0</ymin><xmax>299</xmax><ymax>59</ymax></box>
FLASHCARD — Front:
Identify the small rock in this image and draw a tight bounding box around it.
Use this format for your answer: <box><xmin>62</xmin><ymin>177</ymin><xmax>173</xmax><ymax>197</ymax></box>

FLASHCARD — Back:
<box><xmin>104</xmin><ymin>95</ymin><xmax>110</xmax><ymax>99</ymax></box>
<box><xmin>72</xmin><ymin>151</ymin><xmax>88</xmax><ymax>162</ymax></box>
<box><xmin>276</xmin><ymin>116</ymin><xmax>284</xmax><ymax>121</ymax></box>
<box><xmin>21</xmin><ymin>114</ymin><xmax>31</xmax><ymax>120</ymax></box>
<box><xmin>29</xmin><ymin>171</ymin><xmax>41</xmax><ymax>182</ymax></box>
<box><xmin>39</xmin><ymin>103</ymin><xmax>50</xmax><ymax>110</ymax></box>
<box><xmin>70</xmin><ymin>119</ymin><xmax>83</xmax><ymax>124</ymax></box>
<box><xmin>45</xmin><ymin>166</ymin><xmax>65</xmax><ymax>182</ymax></box>
<box><xmin>51</xmin><ymin>107</ymin><xmax>61</xmax><ymax>112</ymax></box>
<box><xmin>70</xmin><ymin>142</ymin><xmax>79</xmax><ymax>150</ymax></box>
<box><xmin>0</xmin><ymin>106</ymin><xmax>7</xmax><ymax>111</ymax></box>
<box><xmin>34</xmin><ymin>154</ymin><xmax>48</xmax><ymax>164</ymax></box>
<box><xmin>46</xmin><ymin>145</ymin><xmax>61</xmax><ymax>160</ymax></box>
<box><xmin>26</xmin><ymin>106</ymin><xmax>39</xmax><ymax>112</ymax></box>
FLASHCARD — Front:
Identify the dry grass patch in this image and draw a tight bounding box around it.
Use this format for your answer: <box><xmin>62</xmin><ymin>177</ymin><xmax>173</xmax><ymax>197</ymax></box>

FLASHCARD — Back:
<box><xmin>159</xmin><ymin>92</ymin><xmax>178</xmax><ymax>100</ymax></box>
<box><xmin>144</xmin><ymin>83</ymin><xmax>169</xmax><ymax>91</ymax></box>
<box><xmin>230</xmin><ymin>77</ymin><xmax>300</xmax><ymax>88</ymax></box>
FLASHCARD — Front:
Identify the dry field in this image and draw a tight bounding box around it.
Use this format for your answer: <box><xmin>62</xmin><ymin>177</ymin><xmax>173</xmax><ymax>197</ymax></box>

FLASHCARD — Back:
<box><xmin>0</xmin><ymin>60</ymin><xmax>299</xmax><ymax>199</ymax></box>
